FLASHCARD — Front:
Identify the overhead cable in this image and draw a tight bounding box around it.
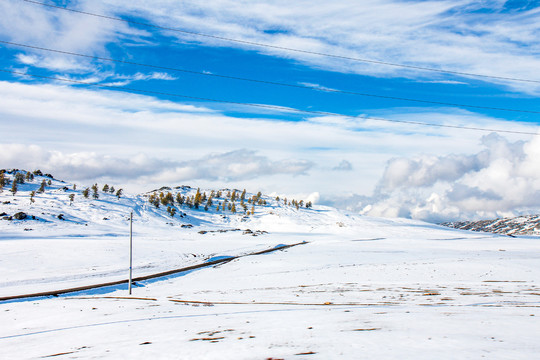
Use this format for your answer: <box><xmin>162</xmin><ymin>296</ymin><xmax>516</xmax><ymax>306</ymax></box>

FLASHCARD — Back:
<box><xmin>21</xmin><ymin>0</ymin><xmax>540</xmax><ymax>84</ymax></box>
<box><xmin>1</xmin><ymin>68</ymin><xmax>537</xmax><ymax>136</ymax></box>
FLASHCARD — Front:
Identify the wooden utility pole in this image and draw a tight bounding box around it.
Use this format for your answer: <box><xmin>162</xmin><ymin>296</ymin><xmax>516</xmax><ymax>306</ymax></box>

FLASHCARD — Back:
<box><xmin>129</xmin><ymin>212</ymin><xmax>133</xmax><ymax>295</ymax></box>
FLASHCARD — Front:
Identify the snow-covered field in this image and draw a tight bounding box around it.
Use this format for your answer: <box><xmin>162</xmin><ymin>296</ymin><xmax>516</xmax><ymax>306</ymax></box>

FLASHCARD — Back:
<box><xmin>1</xmin><ymin>172</ymin><xmax>539</xmax><ymax>359</ymax></box>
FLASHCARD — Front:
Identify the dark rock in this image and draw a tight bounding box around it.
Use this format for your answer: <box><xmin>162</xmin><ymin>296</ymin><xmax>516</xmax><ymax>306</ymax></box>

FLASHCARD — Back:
<box><xmin>0</xmin><ymin>212</ymin><xmax>6</xmax><ymax>216</ymax></box>
<box><xmin>13</xmin><ymin>212</ymin><xmax>27</xmax><ymax>220</ymax></box>
<box><xmin>57</xmin><ymin>214</ymin><xmax>65</xmax><ymax>220</ymax></box>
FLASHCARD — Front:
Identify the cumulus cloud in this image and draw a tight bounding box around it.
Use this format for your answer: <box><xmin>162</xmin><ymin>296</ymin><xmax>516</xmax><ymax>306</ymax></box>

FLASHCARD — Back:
<box><xmin>347</xmin><ymin>133</ymin><xmax>540</xmax><ymax>222</ymax></box>
<box><xmin>332</xmin><ymin>160</ymin><xmax>353</xmax><ymax>171</ymax></box>
<box><xmin>142</xmin><ymin>149</ymin><xmax>314</xmax><ymax>184</ymax></box>
<box><xmin>0</xmin><ymin>145</ymin><xmax>313</xmax><ymax>186</ymax></box>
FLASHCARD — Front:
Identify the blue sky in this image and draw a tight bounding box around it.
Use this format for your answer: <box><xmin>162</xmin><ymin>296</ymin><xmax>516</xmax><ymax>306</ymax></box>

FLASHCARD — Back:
<box><xmin>1</xmin><ymin>0</ymin><xmax>539</xmax><ymax>222</ymax></box>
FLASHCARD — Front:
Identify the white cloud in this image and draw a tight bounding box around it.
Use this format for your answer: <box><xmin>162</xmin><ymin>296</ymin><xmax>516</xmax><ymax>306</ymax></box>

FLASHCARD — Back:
<box><xmin>0</xmin><ymin>145</ymin><xmax>313</xmax><ymax>187</ymax></box>
<box><xmin>101</xmin><ymin>0</ymin><xmax>540</xmax><ymax>93</ymax></box>
<box><xmin>4</xmin><ymin>0</ymin><xmax>540</xmax><ymax>95</ymax></box>
<box><xmin>15</xmin><ymin>53</ymin><xmax>38</xmax><ymax>66</ymax></box>
<box><xmin>0</xmin><ymin>1</ymin><xmax>138</xmax><ymax>72</ymax></box>
<box><xmin>0</xmin><ymin>80</ymin><xmax>538</xmax><ymax>210</ymax></box>
<box><xmin>346</xmin><ymin>132</ymin><xmax>540</xmax><ymax>222</ymax></box>
<box><xmin>298</xmin><ymin>82</ymin><xmax>339</xmax><ymax>92</ymax></box>
<box><xmin>332</xmin><ymin>160</ymin><xmax>353</xmax><ymax>171</ymax></box>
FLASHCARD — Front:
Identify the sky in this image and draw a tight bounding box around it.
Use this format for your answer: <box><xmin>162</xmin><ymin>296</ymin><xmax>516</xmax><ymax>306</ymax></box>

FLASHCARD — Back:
<box><xmin>0</xmin><ymin>0</ymin><xmax>539</xmax><ymax>222</ymax></box>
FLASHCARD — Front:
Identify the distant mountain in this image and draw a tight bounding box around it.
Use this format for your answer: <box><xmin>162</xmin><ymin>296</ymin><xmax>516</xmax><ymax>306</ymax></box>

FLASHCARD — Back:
<box><xmin>441</xmin><ymin>215</ymin><xmax>540</xmax><ymax>236</ymax></box>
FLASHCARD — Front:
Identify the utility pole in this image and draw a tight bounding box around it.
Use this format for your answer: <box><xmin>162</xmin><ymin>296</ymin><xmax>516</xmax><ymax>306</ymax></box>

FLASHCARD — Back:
<box><xmin>129</xmin><ymin>211</ymin><xmax>133</xmax><ymax>295</ymax></box>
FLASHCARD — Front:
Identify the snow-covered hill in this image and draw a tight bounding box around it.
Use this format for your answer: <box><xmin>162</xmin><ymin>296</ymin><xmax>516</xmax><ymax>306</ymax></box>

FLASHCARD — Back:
<box><xmin>0</xmin><ymin>169</ymin><xmax>318</xmax><ymax>234</ymax></box>
<box><xmin>441</xmin><ymin>215</ymin><xmax>540</xmax><ymax>236</ymax></box>
<box><xmin>1</xmin><ymin>169</ymin><xmax>540</xmax><ymax>359</ymax></box>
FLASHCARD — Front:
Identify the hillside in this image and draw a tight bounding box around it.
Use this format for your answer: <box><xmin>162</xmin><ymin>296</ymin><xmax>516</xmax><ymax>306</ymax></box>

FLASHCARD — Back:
<box><xmin>0</xmin><ymin>169</ymin><xmax>314</xmax><ymax>234</ymax></box>
<box><xmin>1</xmin><ymin>169</ymin><xmax>540</xmax><ymax>359</ymax></box>
<box><xmin>441</xmin><ymin>215</ymin><xmax>540</xmax><ymax>236</ymax></box>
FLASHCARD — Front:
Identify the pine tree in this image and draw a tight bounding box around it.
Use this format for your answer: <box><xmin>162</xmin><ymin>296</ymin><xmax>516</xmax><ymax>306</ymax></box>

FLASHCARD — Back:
<box><xmin>231</xmin><ymin>203</ymin><xmax>236</xmax><ymax>214</ymax></box>
<box><xmin>241</xmin><ymin>189</ymin><xmax>246</xmax><ymax>201</ymax></box>
<box><xmin>73</xmin><ymin>184</ymin><xmax>77</xmax><ymax>190</ymax></box>
<box><xmin>102</xmin><ymin>184</ymin><xmax>109</xmax><ymax>192</ymax></box>
<box><xmin>251</xmin><ymin>205</ymin><xmax>255</xmax><ymax>215</ymax></box>
<box><xmin>37</xmin><ymin>180</ymin><xmax>46</xmax><ymax>193</ymax></box>
<box><xmin>92</xmin><ymin>184</ymin><xmax>99</xmax><ymax>199</ymax></box>
<box><xmin>149</xmin><ymin>193</ymin><xmax>159</xmax><ymax>208</ymax></box>
<box><xmin>194</xmin><ymin>188</ymin><xmax>202</xmax><ymax>209</ymax></box>
<box><xmin>176</xmin><ymin>193</ymin><xmax>184</xmax><ymax>205</ymax></box>
<box><xmin>0</xmin><ymin>172</ymin><xmax>6</xmax><ymax>188</ymax></box>
<box><xmin>14</xmin><ymin>172</ymin><xmax>25</xmax><ymax>184</ymax></box>
<box><xmin>116</xmin><ymin>188</ymin><xmax>123</xmax><ymax>199</ymax></box>
<box><xmin>30</xmin><ymin>190</ymin><xmax>36</xmax><ymax>204</ymax></box>
<box><xmin>69</xmin><ymin>193</ymin><xmax>75</xmax><ymax>205</ymax></box>
<box><xmin>82</xmin><ymin>188</ymin><xmax>90</xmax><ymax>198</ymax></box>
<box><xmin>25</xmin><ymin>171</ymin><xmax>34</xmax><ymax>182</ymax></box>
<box><xmin>10</xmin><ymin>181</ymin><xmax>17</xmax><ymax>195</ymax></box>
<box><xmin>109</xmin><ymin>186</ymin><xmax>115</xmax><ymax>194</ymax></box>
<box><xmin>47</xmin><ymin>179</ymin><xmax>52</xmax><ymax>186</ymax></box>
<box><xmin>166</xmin><ymin>192</ymin><xmax>174</xmax><ymax>205</ymax></box>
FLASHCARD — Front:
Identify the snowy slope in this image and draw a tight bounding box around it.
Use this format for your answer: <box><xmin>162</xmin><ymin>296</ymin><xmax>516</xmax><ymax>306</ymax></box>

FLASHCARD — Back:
<box><xmin>441</xmin><ymin>215</ymin><xmax>540</xmax><ymax>236</ymax></box>
<box><xmin>1</xmin><ymin>170</ymin><xmax>540</xmax><ymax>359</ymax></box>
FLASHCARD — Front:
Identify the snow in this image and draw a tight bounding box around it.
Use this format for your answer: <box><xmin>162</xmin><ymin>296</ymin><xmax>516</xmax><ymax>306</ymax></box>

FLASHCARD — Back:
<box><xmin>1</xmin><ymin>171</ymin><xmax>539</xmax><ymax>359</ymax></box>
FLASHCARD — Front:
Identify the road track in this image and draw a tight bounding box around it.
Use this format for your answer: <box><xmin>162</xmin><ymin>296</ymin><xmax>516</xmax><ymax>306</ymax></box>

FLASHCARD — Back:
<box><xmin>0</xmin><ymin>242</ymin><xmax>307</xmax><ymax>302</ymax></box>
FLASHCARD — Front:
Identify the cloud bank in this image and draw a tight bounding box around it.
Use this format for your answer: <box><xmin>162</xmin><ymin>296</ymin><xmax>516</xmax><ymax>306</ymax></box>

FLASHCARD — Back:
<box><xmin>343</xmin><ymin>133</ymin><xmax>540</xmax><ymax>222</ymax></box>
<box><xmin>0</xmin><ymin>145</ymin><xmax>313</xmax><ymax>186</ymax></box>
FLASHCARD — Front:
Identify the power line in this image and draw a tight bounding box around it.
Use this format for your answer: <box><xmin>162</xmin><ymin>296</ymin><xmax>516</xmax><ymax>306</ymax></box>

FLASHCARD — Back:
<box><xmin>1</xmin><ymin>40</ymin><xmax>539</xmax><ymax>115</ymax></box>
<box><xmin>22</xmin><ymin>0</ymin><xmax>540</xmax><ymax>85</ymax></box>
<box><xmin>1</xmin><ymin>68</ymin><xmax>538</xmax><ymax>136</ymax></box>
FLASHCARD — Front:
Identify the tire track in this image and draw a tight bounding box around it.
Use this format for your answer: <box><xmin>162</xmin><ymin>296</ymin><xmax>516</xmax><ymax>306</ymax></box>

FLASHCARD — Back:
<box><xmin>0</xmin><ymin>242</ymin><xmax>307</xmax><ymax>302</ymax></box>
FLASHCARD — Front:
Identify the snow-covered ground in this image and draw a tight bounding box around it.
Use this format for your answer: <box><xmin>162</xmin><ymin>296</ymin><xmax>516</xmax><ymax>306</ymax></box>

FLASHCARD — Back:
<box><xmin>1</xmin><ymin>171</ymin><xmax>539</xmax><ymax>359</ymax></box>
